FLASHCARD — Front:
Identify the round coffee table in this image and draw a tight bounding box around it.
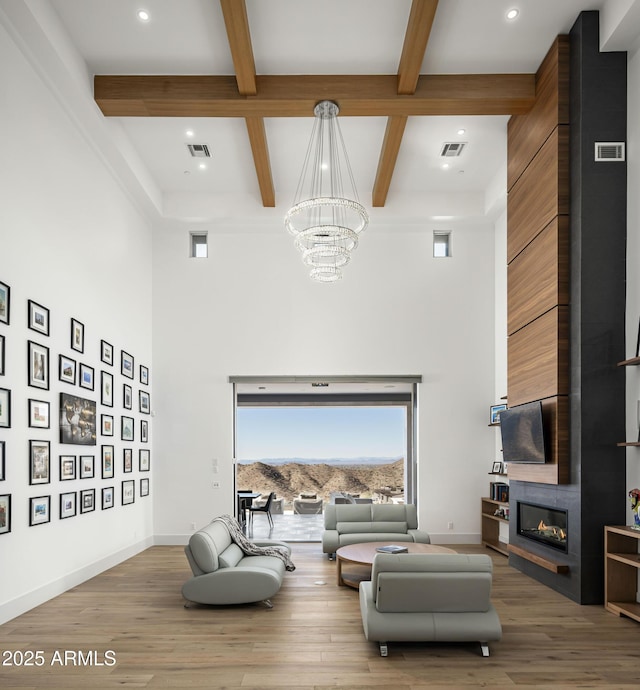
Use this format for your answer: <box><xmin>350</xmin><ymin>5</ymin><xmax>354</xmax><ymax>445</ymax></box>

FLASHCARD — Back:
<box><xmin>336</xmin><ymin>541</ymin><xmax>457</xmax><ymax>589</ymax></box>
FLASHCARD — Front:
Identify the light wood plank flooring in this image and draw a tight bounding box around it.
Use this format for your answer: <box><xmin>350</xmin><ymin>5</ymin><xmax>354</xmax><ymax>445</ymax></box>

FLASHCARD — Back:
<box><xmin>1</xmin><ymin>543</ymin><xmax>640</xmax><ymax>689</ymax></box>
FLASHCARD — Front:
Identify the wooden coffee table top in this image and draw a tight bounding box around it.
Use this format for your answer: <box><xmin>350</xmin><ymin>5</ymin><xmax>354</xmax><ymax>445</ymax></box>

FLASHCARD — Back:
<box><xmin>337</xmin><ymin>541</ymin><xmax>456</xmax><ymax>566</ymax></box>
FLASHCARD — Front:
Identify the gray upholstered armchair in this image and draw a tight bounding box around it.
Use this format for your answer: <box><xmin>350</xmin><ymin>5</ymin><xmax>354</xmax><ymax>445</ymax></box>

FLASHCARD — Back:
<box><xmin>359</xmin><ymin>553</ymin><xmax>502</xmax><ymax>657</ymax></box>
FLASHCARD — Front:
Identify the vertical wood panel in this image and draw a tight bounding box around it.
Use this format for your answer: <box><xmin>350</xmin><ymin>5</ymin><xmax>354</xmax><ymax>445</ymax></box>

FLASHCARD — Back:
<box><xmin>508</xmin><ymin>217</ymin><xmax>569</xmax><ymax>335</ymax></box>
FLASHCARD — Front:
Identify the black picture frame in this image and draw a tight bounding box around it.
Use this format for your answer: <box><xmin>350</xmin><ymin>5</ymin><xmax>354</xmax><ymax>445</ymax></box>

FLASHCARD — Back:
<box><xmin>121</xmin><ymin>350</ymin><xmax>134</xmax><ymax>379</ymax></box>
<box><xmin>0</xmin><ymin>441</ymin><xmax>5</xmax><ymax>481</ymax></box>
<box><xmin>79</xmin><ymin>454</ymin><xmax>94</xmax><ymax>479</ymax></box>
<box><xmin>121</xmin><ymin>415</ymin><xmax>134</xmax><ymax>442</ymax></box>
<box><xmin>139</xmin><ymin>448</ymin><xmax>150</xmax><ymax>472</ymax></box>
<box><xmin>101</xmin><ymin>445</ymin><xmax>114</xmax><ymax>479</ymax></box>
<box><xmin>60</xmin><ymin>491</ymin><xmax>77</xmax><ymax>519</ymax></box>
<box><xmin>490</xmin><ymin>403</ymin><xmax>507</xmax><ymax>425</ymax></box>
<box><xmin>59</xmin><ymin>392</ymin><xmax>96</xmax><ymax>446</ymax></box>
<box><xmin>71</xmin><ymin>318</ymin><xmax>84</xmax><ymax>353</ymax></box>
<box><xmin>140</xmin><ymin>419</ymin><xmax>148</xmax><ymax>443</ymax></box>
<box><xmin>636</xmin><ymin>317</ymin><xmax>640</xmax><ymax>358</ymax></box>
<box><xmin>0</xmin><ymin>281</ymin><xmax>10</xmax><ymax>325</ymax></box>
<box><xmin>100</xmin><ymin>339</ymin><xmax>113</xmax><ymax>366</ymax></box>
<box><xmin>122</xmin><ymin>479</ymin><xmax>135</xmax><ymax>506</ymax></box>
<box><xmin>123</xmin><ymin>448</ymin><xmax>133</xmax><ymax>473</ymax></box>
<box><xmin>29</xmin><ymin>495</ymin><xmax>50</xmax><ymax>526</ymax></box>
<box><xmin>140</xmin><ymin>365</ymin><xmax>149</xmax><ymax>386</ymax></box>
<box><xmin>79</xmin><ymin>363</ymin><xmax>94</xmax><ymax>391</ymax></box>
<box><xmin>28</xmin><ymin>399</ymin><xmax>50</xmax><ymax>429</ymax></box>
<box><xmin>0</xmin><ymin>493</ymin><xmax>11</xmax><ymax>534</ymax></box>
<box><xmin>58</xmin><ymin>354</ymin><xmax>76</xmax><ymax>385</ymax></box>
<box><xmin>102</xmin><ymin>486</ymin><xmax>114</xmax><ymax>510</ymax></box>
<box><xmin>29</xmin><ymin>440</ymin><xmax>50</xmax><ymax>485</ymax></box>
<box><xmin>140</xmin><ymin>478</ymin><xmax>149</xmax><ymax>497</ymax></box>
<box><xmin>80</xmin><ymin>488</ymin><xmax>95</xmax><ymax>514</ymax></box>
<box><xmin>28</xmin><ymin>340</ymin><xmax>49</xmax><ymax>390</ymax></box>
<box><xmin>0</xmin><ymin>333</ymin><xmax>5</xmax><ymax>375</ymax></box>
<box><xmin>101</xmin><ymin>370</ymin><xmax>113</xmax><ymax>407</ymax></box>
<box><xmin>27</xmin><ymin>300</ymin><xmax>49</xmax><ymax>336</ymax></box>
<box><xmin>101</xmin><ymin>414</ymin><xmax>114</xmax><ymax>436</ymax></box>
<box><xmin>0</xmin><ymin>387</ymin><xmax>11</xmax><ymax>428</ymax></box>
<box><xmin>123</xmin><ymin>384</ymin><xmax>132</xmax><ymax>410</ymax></box>
<box><xmin>139</xmin><ymin>390</ymin><xmax>150</xmax><ymax>414</ymax></box>
<box><xmin>59</xmin><ymin>455</ymin><xmax>76</xmax><ymax>481</ymax></box>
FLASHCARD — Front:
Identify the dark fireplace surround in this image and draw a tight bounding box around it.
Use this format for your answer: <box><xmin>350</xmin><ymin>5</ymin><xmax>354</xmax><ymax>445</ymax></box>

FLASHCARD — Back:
<box><xmin>507</xmin><ymin>12</ymin><xmax>627</xmax><ymax>605</ymax></box>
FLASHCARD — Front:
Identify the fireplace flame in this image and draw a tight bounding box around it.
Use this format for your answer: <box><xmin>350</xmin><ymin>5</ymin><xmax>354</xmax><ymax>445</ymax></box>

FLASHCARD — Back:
<box><xmin>538</xmin><ymin>520</ymin><xmax>546</xmax><ymax>530</ymax></box>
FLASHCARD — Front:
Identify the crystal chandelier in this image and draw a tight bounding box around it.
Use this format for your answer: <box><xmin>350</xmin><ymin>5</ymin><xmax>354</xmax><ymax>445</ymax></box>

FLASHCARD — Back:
<box><xmin>285</xmin><ymin>101</ymin><xmax>368</xmax><ymax>282</ymax></box>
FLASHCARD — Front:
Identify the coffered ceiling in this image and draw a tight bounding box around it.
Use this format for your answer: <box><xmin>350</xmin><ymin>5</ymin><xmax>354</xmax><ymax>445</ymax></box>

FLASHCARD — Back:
<box><xmin>5</xmin><ymin>0</ymin><xmax>639</xmax><ymax>227</ymax></box>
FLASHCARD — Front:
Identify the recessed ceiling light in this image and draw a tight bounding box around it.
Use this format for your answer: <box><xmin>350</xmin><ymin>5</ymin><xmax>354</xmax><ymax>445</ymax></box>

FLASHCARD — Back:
<box><xmin>198</xmin><ymin>163</ymin><xmax>207</xmax><ymax>170</ymax></box>
<box><xmin>457</xmin><ymin>128</ymin><xmax>466</xmax><ymax>136</ymax></box>
<box><xmin>185</xmin><ymin>129</ymin><xmax>194</xmax><ymax>138</ymax></box>
<box><xmin>506</xmin><ymin>8</ymin><xmax>519</xmax><ymax>20</ymax></box>
<box><xmin>442</xmin><ymin>163</ymin><xmax>450</xmax><ymax>170</ymax></box>
<box><xmin>137</xmin><ymin>9</ymin><xmax>150</xmax><ymax>22</ymax></box>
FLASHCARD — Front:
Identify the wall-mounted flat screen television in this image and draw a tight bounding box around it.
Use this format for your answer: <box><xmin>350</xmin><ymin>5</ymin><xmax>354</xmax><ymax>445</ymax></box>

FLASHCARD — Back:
<box><xmin>499</xmin><ymin>400</ymin><xmax>546</xmax><ymax>464</ymax></box>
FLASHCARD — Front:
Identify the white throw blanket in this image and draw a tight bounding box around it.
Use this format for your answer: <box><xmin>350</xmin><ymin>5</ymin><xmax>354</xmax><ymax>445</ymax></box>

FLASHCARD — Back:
<box><xmin>212</xmin><ymin>514</ymin><xmax>296</xmax><ymax>571</ymax></box>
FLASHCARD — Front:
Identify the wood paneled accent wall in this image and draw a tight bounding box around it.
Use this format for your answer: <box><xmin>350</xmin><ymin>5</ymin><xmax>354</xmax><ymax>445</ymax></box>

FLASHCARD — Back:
<box><xmin>506</xmin><ymin>37</ymin><xmax>570</xmax><ymax>485</ymax></box>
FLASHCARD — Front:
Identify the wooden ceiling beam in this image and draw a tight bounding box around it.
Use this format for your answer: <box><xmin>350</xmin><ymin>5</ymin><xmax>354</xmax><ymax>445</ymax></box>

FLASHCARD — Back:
<box><xmin>219</xmin><ymin>0</ymin><xmax>275</xmax><ymax>207</ymax></box>
<box><xmin>94</xmin><ymin>73</ymin><xmax>535</xmax><ymax>117</ymax></box>
<box><xmin>372</xmin><ymin>115</ymin><xmax>408</xmax><ymax>207</ymax></box>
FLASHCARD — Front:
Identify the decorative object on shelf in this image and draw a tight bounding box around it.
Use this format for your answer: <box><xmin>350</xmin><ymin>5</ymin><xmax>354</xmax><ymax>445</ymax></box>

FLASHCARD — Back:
<box><xmin>28</xmin><ymin>300</ymin><xmax>49</xmax><ymax>336</ymax></box>
<box><xmin>284</xmin><ymin>100</ymin><xmax>368</xmax><ymax>283</ymax></box>
<box><xmin>490</xmin><ymin>404</ymin><xmax>507</xmax><ymax>425</ymax></box>
<box><xmin>71</xmin><ymin>318</ymin><xmax>84</xmax><ymax>353</ymax></box>
<box><xmin>629</xmin><ymin>488</ymin><xmax>640</xmax><ymax>530</ymax></box>
<box><xmin>491</xmin><ymin>461</ymin><xmax>503</xmax><ymax>474</ymax></box>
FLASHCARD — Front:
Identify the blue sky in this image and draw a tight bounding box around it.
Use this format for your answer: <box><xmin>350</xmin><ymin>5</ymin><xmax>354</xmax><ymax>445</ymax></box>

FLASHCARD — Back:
<box><xmin>236</xmin><ymin>406</ymin><xmax>406</xmax><ymax>460</ymax></box>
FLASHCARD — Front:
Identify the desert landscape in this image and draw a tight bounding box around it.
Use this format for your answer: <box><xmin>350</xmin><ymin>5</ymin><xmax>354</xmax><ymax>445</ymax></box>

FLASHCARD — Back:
<box><xmin>237</xmin><ymin>458</ymin><xmax>404</xmax><ymax>506</ymax></box>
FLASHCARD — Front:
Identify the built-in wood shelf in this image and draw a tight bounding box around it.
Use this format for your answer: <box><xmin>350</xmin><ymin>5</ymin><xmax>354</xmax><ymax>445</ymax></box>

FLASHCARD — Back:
<box><xmin>617</xmin><ymin>357</ymin><xmax>640</xmax><ymax>366</ymax></box>
<box><xmin>605</xmin><ymin>526</ymin><xmax>640</xmax><ymax>623</ymax></box>
<box><xmin>617</xmin><ymin>442</ymin><xmax>640</xmax><ymax>447</ymax></box>
<box><xmin>488</xmin><ymin>422</ymin><xmax>500</xmax><ymax>427</ymax></box>
<box><xmin>481</xmin><ymin>498</ymin><xmax>509</xmax><ymax>557</ymax></box>
<box><xmin>508</xmin><ymin>543</ymin><xmax>569</xmax><ymax>574</ymax></box>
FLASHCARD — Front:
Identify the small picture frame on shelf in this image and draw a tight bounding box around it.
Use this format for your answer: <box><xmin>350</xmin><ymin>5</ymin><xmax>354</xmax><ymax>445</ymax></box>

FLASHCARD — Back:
<box><xmin>28</xmin><ymin>300</ymin><xmax>49</xmax><ymax>336</ymax></box>
<box><xmin>490</xmin><ymin>404</ymin><xmax>507</xmax><ymax>425</ymax></box>
<box><xmin>491</xmin><ymin>461</ymin><xmax>503</xmax><ymax>474</ymax></box>
<box><xmin>71</xmin><ymin>318</ymin><xmax>84</xmax><ymax>353</ymax></box>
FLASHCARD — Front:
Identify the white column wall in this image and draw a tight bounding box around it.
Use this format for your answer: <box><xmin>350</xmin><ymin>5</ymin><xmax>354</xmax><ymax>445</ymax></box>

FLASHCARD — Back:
<box><xmin>152</xmin><ymin>221</ymin><xmax>496</xmax><ymax>544</ymax></box>
<box><xmin>0</xmin><ymin>22</ymin><xmax>153</xmax><ymax>624</ymax></box>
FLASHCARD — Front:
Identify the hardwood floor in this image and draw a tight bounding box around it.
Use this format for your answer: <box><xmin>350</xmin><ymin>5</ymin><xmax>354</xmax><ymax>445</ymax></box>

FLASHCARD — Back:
<box><xmin>1</xmin><ymin>543</ymin><xmax>639</xmax><ymax>689</ymax></box>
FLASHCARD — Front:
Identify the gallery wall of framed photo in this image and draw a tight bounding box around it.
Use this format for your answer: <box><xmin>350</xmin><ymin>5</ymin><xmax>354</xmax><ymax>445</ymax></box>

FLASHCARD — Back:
<box><xmin>0</xmin><ymin>278</ymin><xmax>152</xmax><ymax>540</ymax></box>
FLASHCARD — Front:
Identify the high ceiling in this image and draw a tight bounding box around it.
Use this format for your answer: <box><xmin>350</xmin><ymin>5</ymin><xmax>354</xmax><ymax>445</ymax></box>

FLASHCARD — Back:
<box><xmin>5</xmin><ymin>0</ymin><xmax>639</xmax><ymax>228</ymax></box>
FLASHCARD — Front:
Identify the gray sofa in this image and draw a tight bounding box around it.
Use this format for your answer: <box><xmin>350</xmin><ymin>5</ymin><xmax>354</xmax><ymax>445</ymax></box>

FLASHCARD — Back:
<box><xmin>322</xmin><ymin>503</ymin><xmax>430</xmax><ymax>556</ymax></box>
<box><xmin>182</xmin><ymin>520</ymin><xmax>291</xmax><ymax>607</ymax></box>
<box><xmin>359</xmin><ymin>553</ymin><xmax>502</xmax><ymax>657</ymax></box>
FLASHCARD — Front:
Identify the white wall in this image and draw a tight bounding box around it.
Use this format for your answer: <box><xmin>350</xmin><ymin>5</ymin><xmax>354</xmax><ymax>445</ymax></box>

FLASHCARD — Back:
<box><xmin>0</xmin><ymin>21</ymin><xmax>153</xmax><ymax>624</ymax></box>
<box><xmin>626</xmin><ymin>45</ymin><xmax>640</xmax><ymax>508</ymax></box>
<box><xmin>152</xmin><ymin>220</ymin><xmax>497</xmax><ymax>544</ymax></box>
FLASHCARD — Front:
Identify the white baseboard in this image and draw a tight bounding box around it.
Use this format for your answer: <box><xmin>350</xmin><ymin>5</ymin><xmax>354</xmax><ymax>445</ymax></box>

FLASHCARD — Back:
<box><xmin>0</xmin><ymin>536</ymin><xmax>153</xmax><ymax>626</ymax></box>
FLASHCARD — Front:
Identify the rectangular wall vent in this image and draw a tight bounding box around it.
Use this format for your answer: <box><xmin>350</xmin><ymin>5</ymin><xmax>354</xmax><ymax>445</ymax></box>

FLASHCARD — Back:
<box><xmin>187</xmin><ymin>144</ymin><xmax>211</xmax><ymax>158</ymax></box>
<box><xmin>440</xmin><ymin>142</ymin><xmax>467</xmax><ymax>157</ymax></box>
<box><xmin>594</xmin><ymin>142</ymin><xmax>625</xmax><ymax>161</ymax></box>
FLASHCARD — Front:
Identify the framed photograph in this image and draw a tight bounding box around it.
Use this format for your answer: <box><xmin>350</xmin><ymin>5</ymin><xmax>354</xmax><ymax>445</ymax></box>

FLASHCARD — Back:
<box><xmin>28</xmin><ymin>399</ymin><xmax>50</xmax><ymax>428</ymax></box>
<box><xmin>79</xmin><ymin>363</ymin><xmax>94</xmax><ymax>391</ymax></box>
<box><xmin>490</xmin><ymin>403</ymin><xmax>507</xmax><ymax>425</ymax></box>
<box><xmin>79</xmin><ymin>454</ymin><xmax>94</xmax><ymax>479</ymax></box>
<box><xmin>29</xmin><ymin>440</ymin><xmax>50</xmax><ymax>485</ymax></box>
<box><xmin>121</xmin><ymin>350</ymin><xmax>134</xmax><ymax>379</ymax></box>
<box><xmin>636</xmin><ymin>317</ymin><xmax>640</xmax><ymax>358</ymax></box>
<box><xmin>123</xmin><ymin>448</ymin><xmax>133</xmax><ymax>473</ymax></box>
<box><xmin>140</xmin><ymin>365</ymin><xmax>149</xmax><ymax>386</ymax></box>
<box><xmin>58</xmin><ymin>354</ymin><xmax>76</xmax><ymax>385</ymax></box>
<box><xmin>28</xmin><ymin>300</ymin><xmax>49</xmax><ymax>336</ymax></box>
<box><xmin>101</xmin><ymin>371</ymin><xmax>113</xmax><ymax>407</ymax></box>
<box><xmin>140</xmin><ymin>478</ymin><xmax>149</xmax><ymax>497</ymax></box>
<box><xmin>100</xmin><ymin>340</ymin><xmax>113</xmax><ymax>366</ymax></box>
<box><xmin>29</xmin><ymin>495</ymin><xmax>50</xmax><ymax>526</ymax></box>
<box><xmin>0</xmin><ymin>493</ymin><xmax>11</xmax><ymax>534</ymax></box>
<box><xmin>80</xmin><ymin>488</ymin><xmax>95</xmax><ymax>514</ymax></box>
<box><xmin>139</xmin><ymin>448</ymin><xmax>150</xmax><ymax>472</ymax></box>
<box><xmin>71</xmin><ymin>318</ymin><xmax>84</xmax><ymax>353</ymax></box>
<box><xmin>123</xmin><ymin>384</ymin><xmax>132</xmax><ymax>410</ymax></box>
<box><xmin>139</xmin><ymin>390</ymin><xmax>150</xmax><ymax>415</ymax></box>
<box><xmin>59</xmin><ymin>455</ymin><xmax>76</xmax><ymax>481</ymax></box>
<box><xmin>101</xmin><ymin>414</ymin><xmax>114</xmax><ymax>436</ymax></box>
<box><xmin>0</xmin><ymin>388</ymin><xmax>11</xmax><ymax>428</ymax></box>
<box><xmin>121</xmin><ymin>415</ymin><xmax>134</xmax><ymax>442</ymax></box>
<box><xmin>101</xmin><ymin>445</ymin><xmax>114</xmax><ymax>479</ymax></box>
<box><xmin>60</xmin><ymin>393</ymin><xmax>96</xmax><ymax>445</ymax></box>
<box><xmin>140</xmin><ymin>419</ymin><xmax>148</xmax><ymax>443</ymax></box>
<box><xmin>0</xmin><ymin>441</ymin><xmax>5</xmax><ymax>481</ymax></box>
<box><xmin>122</xmin><ymin>479</ymin><xmax>135</xmax><ymax>506</ymax></box>
<box><xmin>491</xmin><ymin>461</ymin><xmax>503</xmax><ymax>474</ymax></box>
<box><xmin>0</xmin><ymin>281</ymin><xmax>10</xmax><ymax>325</ymax></box>
<box><xmin>102</xmin><ymin>486</ymin><xmax>114</xmax><ymax>510</ymax></box>
<box><xmin>28</xmin><ymin>340</ymin><xmax>49</xmax><ymax>390</ymax></box>
<box><xmin>0</xmin><ymin>334</ymin><xmax>5</xmax><ymax>375</ymax></box>
<box><xmin>60</xmin><ymin>491</ymin><xmax>77</xmax><ymax>519</ymax></box>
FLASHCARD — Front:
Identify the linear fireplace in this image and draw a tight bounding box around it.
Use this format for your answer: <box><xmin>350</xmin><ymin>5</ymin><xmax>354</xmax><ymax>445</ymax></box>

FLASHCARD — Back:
<box><xmin>517</xmin><ymin>501</ymin><xmax>568</xmax><ymax>552</ymax></box>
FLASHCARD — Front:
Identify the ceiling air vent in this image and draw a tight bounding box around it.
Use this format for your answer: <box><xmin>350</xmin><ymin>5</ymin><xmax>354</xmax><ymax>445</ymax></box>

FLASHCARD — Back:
<box><xmin>440</xmin><ymin>142</ymin><xmax>467</xmax><ymax>157</ymax></box>
<box><xmin>187</xmin><ymin>144</ymin><xmax>211</xmax><ymax>158</ymax></box>
<box><xmin>594</xmin><ymin>142</ymin><xmax>625</xmax><ymax>161</ymax></box>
